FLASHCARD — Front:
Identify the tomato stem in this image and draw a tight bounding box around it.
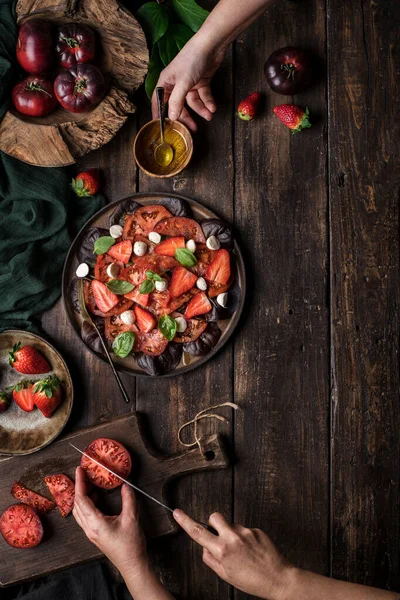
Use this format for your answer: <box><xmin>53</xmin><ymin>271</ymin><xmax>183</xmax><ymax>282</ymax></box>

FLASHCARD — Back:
<box><xmin>26</xmin><ymin>81</ymin><xmax>52</xmax><ymax>97</ymax></box>
<box><xmin>281</xmin><ymin>63</ymin><xmax>296</xmax><ymax>80</ymax></box>
<box><xmin>74</xmin><ymin>77</ymin><xmax>87</xmax><ymax>96</ymax></box>
<box><xmin>61</xmin><ymin>36</ymin><xmax>79</xmax><ymax>48</ymax></box>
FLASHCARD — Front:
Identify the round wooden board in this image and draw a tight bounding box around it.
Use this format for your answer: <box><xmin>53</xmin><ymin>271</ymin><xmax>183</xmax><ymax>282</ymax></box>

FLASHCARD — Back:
<box><xmin>62</xmin><ymin>193</ymin><xmax>246</xmax><ymax>378</ymax></box>
<box><xmin>0</xmin><ymin>0</ymin><xmax>149</xmax><ymax>167</ymax></box>
<box><xmin>0</xmin><ymin>331</ymin><xmax>73</xmax><ymax>455</ymax></box>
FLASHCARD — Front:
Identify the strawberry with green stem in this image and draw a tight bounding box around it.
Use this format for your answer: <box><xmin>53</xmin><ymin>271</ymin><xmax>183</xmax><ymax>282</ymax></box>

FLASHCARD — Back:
<box><xmin>72</xmin><ymin>169</ymin><xmax>100</xmax><ymax>197</ymax></box>
<box><xmin>273</xmin><ymin>104</ymin><xmax>312</xmax><ymax>133</ymax></box>
<box><xmin>32</xmin><ymin>375</ymin><xmax>63</xmax><ymax>418</ymax></box>
<box><xmin>237</xmin><ymin>92</ymin><xmax>261</xmax><ymax>121</ymax></box>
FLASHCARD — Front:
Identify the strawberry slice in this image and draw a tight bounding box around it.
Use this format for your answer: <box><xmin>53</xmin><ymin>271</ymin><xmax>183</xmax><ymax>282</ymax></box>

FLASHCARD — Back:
<box><xmin>134</xmin><ymin>305</ymin><xmax>157</xmax><ymax>333</ymax></box>
<box><xmin>107</xmin><ymin>240</ymin><xmax>132</xmax><ymax>264</ymax></box>
<box><xmin>184</xmin><ymin>292</ymin><xmax>212</xmax><ymax>319</ymax></box>
<box><xmin>205</xmin><ymin>249</ymin><xmax>231</xmax><ymax>285</ymax></box>
<box><xmin>154</xmin><ymin>236</ymin><xmax>185</xmax><ymax>257</ymax></box>
<box><xmin>124</xmin><ymin>286</ymin><xmax>149</xmax><ymax>307</ymax></box>
<box><xmin>170</xmin><ymin>266</ymin><xmax>197</xmax><ymax>298</ymax></box>
<box><xmin>10</xmin><ymin>380</ymin><xmax>35</xmax><ymax>412</ymax></box>
<box><xmin>154</xmin><ymin>217</ymin><xmax>206</xmax><ymax>243</ymax></box>
<box><xmin>91</xmin><ymin>280</ymin><xmax>119</xmax><ymax>313</ymax></box>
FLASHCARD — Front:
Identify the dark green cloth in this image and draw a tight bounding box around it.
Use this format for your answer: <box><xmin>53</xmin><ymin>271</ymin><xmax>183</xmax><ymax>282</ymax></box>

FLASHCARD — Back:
<box><xmin>0</xmin><ymin>0</ymin><xmax>106</xmax><ymax>332</ymax></box>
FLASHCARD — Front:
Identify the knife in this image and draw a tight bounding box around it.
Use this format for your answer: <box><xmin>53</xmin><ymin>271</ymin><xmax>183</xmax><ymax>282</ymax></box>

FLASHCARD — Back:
<box><xmin>69</xmin><ymin>443</ymin><xmax>217</xmax><ymax>534</ymax></box>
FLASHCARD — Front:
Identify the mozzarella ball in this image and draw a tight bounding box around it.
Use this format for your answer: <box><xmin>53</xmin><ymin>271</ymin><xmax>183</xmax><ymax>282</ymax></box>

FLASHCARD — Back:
<box><xmin>120</xmin><ymin>310</ymin><xmax>136</xmax><ymax>325</ymax></box>
<box><xmin>133</xmin><ymin>241</ymin><xmax>148</xmax><ymax>256</ymax></box>
<box><xmin>148</xmin><ymin>231</ymin><xmax>161</xmax><ymax>244</ymax></box>
<box><xmin>109</xmin><ymin>224</ymin><xmax>123</xmax><ymax>239</ymax></box>
<box><xmin>186</xmin><ymin>239</ymin><xmax>196</xmax><ymax>253</ymax></box>
<box><xmin>106</xmin><ymin>262</ymin><xmax>120</xmax><ymax>278</ymax></box>
<box><xmin>217</xmin><ymin>292</ymin><xmax>228</xmax><ymax>307</ymax></box>
<box><xmin>206</xmin><ymin>235</ymin><xmax>221</xmax><ymax>250</ymax></box>
<box><xmin>155</xmin><ymin>279</ymin><xmax>168</xmax><ymax>292</ymax></box>
<box><xmin>75</xmin><ymin>263</ymin><xmax>89</xmax><ymax>278</ymax></box>
<box><xmin>196</xmin><ymin>277</ymin><xmax>207</xmax><ymax>291</ymax></box>
<box><xmin>175</xmin><ymin>316</ymin><xmax>187</xmax><ymax>333</ymax></box>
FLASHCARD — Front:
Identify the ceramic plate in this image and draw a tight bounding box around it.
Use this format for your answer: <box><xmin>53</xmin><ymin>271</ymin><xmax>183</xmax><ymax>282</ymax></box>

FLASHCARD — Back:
<box><xmin>0</xmin><ymin>331</ymin><xmax>73</xmax><ymax>455</ymax></box>
<box><xmin>62</xmin><ymin>193</ymin><xmax>245</xmax><ymax>377</ymax></box>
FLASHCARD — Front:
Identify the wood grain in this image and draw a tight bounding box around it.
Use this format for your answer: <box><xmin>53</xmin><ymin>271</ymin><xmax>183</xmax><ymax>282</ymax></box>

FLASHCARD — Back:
<box><xmin>328</xmin><ymin>0</ymin><xmax>400</xmax><ymax>589</ymax></box>
<box><xmin>233</xmin><ymin>0</ymin><xmax>330</xmax><ymax>596</ymax></box>
<box><xmin>0</xmin><ymin>413</ymin><xmax>229</xmax><ymax>587</ymax></box>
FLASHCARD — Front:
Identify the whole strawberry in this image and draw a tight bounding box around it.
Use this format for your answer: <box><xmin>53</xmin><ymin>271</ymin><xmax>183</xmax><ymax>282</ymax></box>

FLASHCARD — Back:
<box><xmin>72</xmin><ymin>169</ymin><xmax>100</xmax><ymax>197</ymax></box>
<box><xmin>237</xmin><ymin>92</ymin><xmax>261</xmax><ymax>121</ymax></box>
<box><xmin>273</xmin><ymin>104</ymin><xmax>311</xmax><ymax>133</ymax></box>
<box><xmin>33</xmin><ymin>375</ymin><xmax>63</xmax><ymax>418</ymax></box>
<box><xmin>0</xmin><ymin>392</ymin><xmax>10</xmax><ymax>413</ymax></box>
<box><xmin>9</xmin><ymin>342</ymin><xmax>51</xmax><ymax>375</ymax></box>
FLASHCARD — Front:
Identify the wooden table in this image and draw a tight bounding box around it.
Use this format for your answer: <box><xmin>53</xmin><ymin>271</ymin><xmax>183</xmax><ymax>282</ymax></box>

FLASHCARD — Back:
<box><xmin>17</xmin><ymin>0</ymin><xmax>400</xmax><ymax>597</ymax></box>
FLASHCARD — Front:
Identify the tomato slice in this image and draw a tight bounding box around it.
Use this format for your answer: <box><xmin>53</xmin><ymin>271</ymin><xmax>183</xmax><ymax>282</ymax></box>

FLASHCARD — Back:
<box><xmin>104</xmin><ymin>316</ymin><xmax>138</xmax><ymax>343</ymax></box>
<box><xmin>11</xmin><ymin>482</ymin><xmax>56</xmax><ymax>514</ymax></box>
<box><xmin>135</xmin><ymin>329</ymin><xmax>168</xmax><ymax>356</ymax></box>
<box><xmin>0</xmin><ymin>504</ymin><xmax>43</xmax><ymax>549</ymax></box>
<box><xmin>154</xmin><ymin>217</ymin><xmax>206</xmax><ymax>243</ymax></box>
<box><xmin>124</xmin><ymin>285</ymin><xmax>149</xmax><ymax>307</ymax></box>
<box><xmin>133</xmin><ymin>254</ymin><xmax>179</xmax><ymax>273</ymax></box>
<box><xmin>94</xmin><ymin>254</ymin><xmax>124</xmax><ymax>282</ymax></box>
<box><xmin>122</xmin><ymin>205</ymin><xmax>172</xmax><ymax>238</ymax></box>
<box><xmin>208</xmin><ymin>277</ymin><xmax>233</xmax><ymax>298</ymax></box>
<box><xmin>80</xmin><ymin>437</ymin><xmax>132</xmax><ymax>489</ymax></box>
<box><xmin>190</xmin><ymin>244</ymin><xmax>217</xmax><ymax>276</ymax></box>
<box><xmin>44</xmin><ymin>474</ymin><xmax>75</xmax><ymax>517</ymax></box>
<box><xmin>149</xmin><ymin>289</ymin><xmax>171</xmax><ymax>309</ymax></box>
<box><xmin>172</xmin><ymin>317</ymin><xmax>208</xmax><ymax>343</ymax></box>
<box><xmin>167</xmin><ymin>291</ymin><xmax>193</xmax><ymax>313</ymax></box>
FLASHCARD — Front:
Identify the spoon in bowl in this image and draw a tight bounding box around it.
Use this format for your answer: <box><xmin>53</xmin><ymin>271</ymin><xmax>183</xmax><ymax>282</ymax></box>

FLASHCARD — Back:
<box><xmin>154</xmin><ymin>86</ymin><xmax>174</xmax><ymax>167</ymax></box>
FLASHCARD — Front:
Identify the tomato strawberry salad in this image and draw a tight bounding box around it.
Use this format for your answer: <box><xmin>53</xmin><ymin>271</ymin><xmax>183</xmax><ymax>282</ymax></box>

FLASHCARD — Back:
<box><xmin>69</xmin><ymin>197</ymin><xmax>241</xmax><ymax>376</ymax></box>
<box><xmin>0</xmin><ymin>437</ymin><xmax>130</xmax><ymax>549</ymax></box>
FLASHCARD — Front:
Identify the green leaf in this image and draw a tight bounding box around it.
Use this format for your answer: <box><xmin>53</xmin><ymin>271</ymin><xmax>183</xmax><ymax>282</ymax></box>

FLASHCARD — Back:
<box><xmin>171</xmin><ymin>0</ymin><xmax>209</xmax><ymax>32</ymax></box>
<box><xmin>158</xmin><ymin>315</ymin><xmax>177</xmax><ymax>341</ymax></box>
<box><xmin>136</xmin><ymin>1</ymin><xmax>169</xmax><ymax>45</ymax></box>
<box><xmin>140</xmin><ymin>279</ymin><xmax>155</xmax><ymax>294</ymax></box>
<box><xmin>112</xmin><ymin>331</ymin><xmax>135</xmax><ymax>358</ymax></box>
<box><xmin>93</xmin><ymin>236</ymin><xmax>115</xmax><ymax>255</ymax></box>
<box><xmin>158</xmin><ymin>32</ymin><xmax>179</xmax><ymax>67</ymax></box>
<box><xmin>106</xmin><ymin>279</ymin><xmax>135</xmax><ymax>294</ymax></box>
<box><xmin>145</xmin><ymin>45</ymin><xmax>164</xmax><ymax>99</ymax></box>
<box><xmin>145</xmin><ymin>270</ymin><xmax>162</xmax><ymax>282</ymax></box>
<box><xmin>169</xmin><ymin>23</ymin><xmax>193</xmax><ymax>50</ymax></box>
<box><xmin>175</xmin><ymin>247</ymin><xmax>197</xmax><ymax>267</ymax></box>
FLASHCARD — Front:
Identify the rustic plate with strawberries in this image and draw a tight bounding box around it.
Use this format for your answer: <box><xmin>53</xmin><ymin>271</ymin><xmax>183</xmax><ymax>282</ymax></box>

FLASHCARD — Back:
<box><xmin>62</xmin><ymin>193</ymin><xmax>245</xmax><ymax>377</ymax></box>
<box><xmin>0</xmin><ymin>331</ymin><xmax>73</xmax><ymax>455</ymax></box>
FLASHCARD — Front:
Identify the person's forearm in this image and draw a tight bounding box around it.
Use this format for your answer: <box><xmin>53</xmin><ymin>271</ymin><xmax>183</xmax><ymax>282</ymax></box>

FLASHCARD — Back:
<box><xmin>282</xmin><ymin>567</ymin><xmax>399</xmax><ymax>600</ymax></box>
<box><xmin>193</xmin><ymin>0</ymin><xmax>273</xmax><ymax>53</ymax></box>
<box><xmin>120</xmin><ymin>562</ymin><xmax>175</xmax><ymax>600</ymax></box>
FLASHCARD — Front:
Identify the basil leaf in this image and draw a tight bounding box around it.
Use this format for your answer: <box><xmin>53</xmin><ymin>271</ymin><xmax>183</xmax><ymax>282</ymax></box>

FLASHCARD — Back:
<box><xmin>136</xmin><ymin>2</ymin><xmax>169</xmax><ymax>45</ymax></box>
<box><xmin>170</xmin><ymin>0</ymin><xmax>209</xmax><ymax>33</ymax></box>
<box><xmin>112</xmin><ymin>331</ymin><xmax>135</xmax><ymax>358</ymax></box>
<box><xmin>106</xmin><ymin>279</ymin><xmax>134</xmax><ymax>294</ymax></box>
<box><xmin>93</xmin><ymin>236</ymin><xmax>115</xmax><ymax>255</ymax></box>
<box><xmin>158</xmin><ymin>32</ymin><xmax>179</xmax><ymax>67</ymax></box>
<box><xmin>175</xmin><ymin>247</ymin><xmax>197</xmax><ymax>267</ymax></box>
<box><xmin>158</xmin><ymin>315</ymin><xmax>177</xmax><ymax>341</ymax></box>
<box><xmin>145</xmin><ymin>45</ymin><xmax>163</xmax><ymax>99</ymax></box>
<box><xmin>140</xmin><ymin>279</ymin><xmax>155</xmax><ymax>294</ymax></box>
<box><xmin>169</xmin><ymin>23</ymin><xmax>193</xmax><ymax>50</ymax></box>
<box><xmin>146</xmin><ymin>270</ymin><xmax>163</xmax><ymax>282</ymax></box>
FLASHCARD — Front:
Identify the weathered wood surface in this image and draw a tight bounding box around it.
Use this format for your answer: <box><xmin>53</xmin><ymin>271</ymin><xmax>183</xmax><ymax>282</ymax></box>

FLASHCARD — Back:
<box><xmin>5</xmin><ymin>0</ymin><xmax>400</xmax><ymax>597</ymax></box>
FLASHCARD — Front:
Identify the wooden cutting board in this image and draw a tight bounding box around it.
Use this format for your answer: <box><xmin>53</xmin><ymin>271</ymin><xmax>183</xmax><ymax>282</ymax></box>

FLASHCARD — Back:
<box><xmin>0</xmin><ymin>413</ymin><xmax>229</xmax><ymax>587</ymax></box>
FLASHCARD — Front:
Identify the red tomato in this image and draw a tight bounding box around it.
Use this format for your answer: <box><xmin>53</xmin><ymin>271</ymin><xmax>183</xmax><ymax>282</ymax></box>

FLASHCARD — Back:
<box><xmin>172</xmin><ymin>317</ymin><xmax>208</xmax><ymax>343</ymax></box>
<box><xmin>135</xmin><ymin>329</ymin><xmax>169</xmax><ymax>356</ymax></box>
<box><xmin>54</xmin><ymin>64</ymin><xmax>105</xmax><ymax>113</ymax></box>
<box><xmin>0</xmin><ymin>504</ymin><xmax>43</xmax><ymax>548</ymax></box>
<box><xmin>56</xmin><ymin>23</ymin><xmax>95</xmax><ymax>68</ymax></box>
<box><xmin>80</xmin><ymin>437</ymin><xmax>132</xmax><ymax>489</ymax></box>
<box><xmin>11</xmin><ymin>482</ymin><xmax>55</xmax><ymax>514</ymax></box>
<box><xmin>104</xmin><ymin>315</ymin><xmax>138</xmax><ymax>343</ymax></box>
<box><xmin>44</xmin><ymin>474</ymin><xmax>75</xmax><ymax>517</ymax></box>
<box><xmin>122</xmin><ymin>205</ymin><xmax>172</xmax><ymax>237</ymax></box>
<box><xmin>12</xmin><ymin>75</ymin><xmax>57</xmax><ymax>117</ymax></box>
<box><xmin>16</xmin><ymin>19</ymin><xmax>53</xmax><ymax>74</ymax></box>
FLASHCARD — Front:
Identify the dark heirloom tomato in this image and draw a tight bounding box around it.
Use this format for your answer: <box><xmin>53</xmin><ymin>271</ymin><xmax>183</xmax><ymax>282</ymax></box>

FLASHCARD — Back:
<box><xmin>16</xmin><ymin>19</ymin><xmax>53</xmax><ymax>74</ymax></box>
<box><xmin>12</xmin><ymin>75</ymin><xmax>57</xmax><ymax>117</ymax></box>
<box><xmin>264</xmin><ymin>47</ymin><xmax>312</xmax><ymax>95</ymax></box>
<box><xmin>54</xmin><ymin>64</ymin><xmax>105</xmax><ymax>113</ymax></box>
<box><xmin>81</xmin><ymin>437</ymin><xmax>132</xmax><ymax>489</ymax></box>
<box><xmin>56</xmin><ymin>23</ymin><xmax>95</xmax><ymax>68</ymax></box>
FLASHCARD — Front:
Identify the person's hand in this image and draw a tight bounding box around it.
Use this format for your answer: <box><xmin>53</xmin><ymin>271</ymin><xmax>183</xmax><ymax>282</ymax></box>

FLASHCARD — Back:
<box><xmin>151</xmin><ymin>34</ymin><xmax>227</xmax><ymax>132</ymax></box>
<box><xmin>73</xmin><ymin>467</ymin><xmax>148</xmax><ymax>579</ymax></box>
<box><xmin>173</xmin><ymin>509</ymin><xmax>295</xmax><ymax>600</ymax></box>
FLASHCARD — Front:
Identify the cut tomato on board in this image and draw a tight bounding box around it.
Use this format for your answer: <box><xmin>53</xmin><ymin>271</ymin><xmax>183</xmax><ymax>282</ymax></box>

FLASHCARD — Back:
<box><xmin>44</xmin><ymin>474</ymin><xmax>75</xmax><ymax>517</ymax></box>
<box><xmin>80</xmin><ymin>437</ymin><xmax>132</xmax><ymax>489</ymax></box>
<box><xmin>11</xmin><ymin>482</ymin><xmax>55</xmax><ymax>514</ymax></box>
<box><xmin>0</xmin><ymin>504</ymin><xmax>43</xmax><ymax>548</ymax></box>
<box><xmin>154</xmin><ymin>217</ymin><xmax>206</xmax><ymax>243</ymax></box>
<box><xmin>185</xmin><ymin>292</ymin><xmax>212</xmax><ymax>319</ymax></box>
<box><xmin>205</xmin><ymin>249</ymin><xmax>231</xmax><ymax>285</ymax></box>
<box><xmin>170</xmin><ymin>267</ymin><xmax>197</xmax><ymax>298</ymax></box>
<box><xmin>154</xmin><ymin>236</ymin><xmax>185</xmax><ymax>257</ymax></box>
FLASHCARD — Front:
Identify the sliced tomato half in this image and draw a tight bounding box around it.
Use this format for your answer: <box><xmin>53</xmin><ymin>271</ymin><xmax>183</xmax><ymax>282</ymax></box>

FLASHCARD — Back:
<box><xmin>94</xmin><ymin>254</ymin><xmax>123</xmax><ymax>282</ymax></box>
<box><xmin>11</xmin><ymin>482</ymin><xmax>55</xmax><ymax>514</ymax></box>
<box><xmin>44</xmin><ymin>474</ymin><xmax>75</xmax><ymax>517</ymax></box>
<box><xmin>104</xmin><ymin>316</ymin><xmax>138</xmax><ymax>343</ymax></box>
<box><xmin>80</xmin><ymin>437</ymin><xmax>132</xmax><ymax>490</ymax></box>
<box><xmin>0</xmin><ymin>504</ymin><xmax>43</xmax><ymax>549</ymax></box>
<box><xmin>154</xmin><ymin>217</ymin><xmax>206</xmax><ymax>243</ymax></box>
<box><xmin>135</xmin><ymin>329</ymin><xmax>169</xmax><ymax>356</ymax></box>
<box><xmin>208</xmin><ymin>276</ymin><xmax>233</xmax><ymax>298</ymax></box>
<box><xmin>172</xmin><ymin>317</ymin><xmax>208</xmax><ymax>343</ymax></box>
<box><xmin>133</xmin><ymin>254</ymin><xmax>179</xmax><ymax>273</ymax></box>
<box><xmin>123</xmin><ymin>205</ymin><xmax>172</xmax><ymax>238</ymax></box>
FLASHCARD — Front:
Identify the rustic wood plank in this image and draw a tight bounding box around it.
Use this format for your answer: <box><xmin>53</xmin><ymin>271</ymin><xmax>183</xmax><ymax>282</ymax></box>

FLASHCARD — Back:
<box><xmin>136</xmin><ymin>32</ymin><xmax>235</xmax><ymax>600</ymax></box>
<box><xmin>328</xmin><ymin>0</ymin><xmax>400</xmax><ymax>589</ymax></box>
<box><xmin>233</xmin><ymin>0</ymin><xmax>330</xmax><ymax>595</ymax></box>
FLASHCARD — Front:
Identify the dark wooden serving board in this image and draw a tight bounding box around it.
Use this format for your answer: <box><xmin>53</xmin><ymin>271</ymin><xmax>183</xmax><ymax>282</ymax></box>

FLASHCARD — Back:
<box><xmin>0</xmin><ymin>413</ymin><xmax>229</xmax><ymax>587</ymax></box>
